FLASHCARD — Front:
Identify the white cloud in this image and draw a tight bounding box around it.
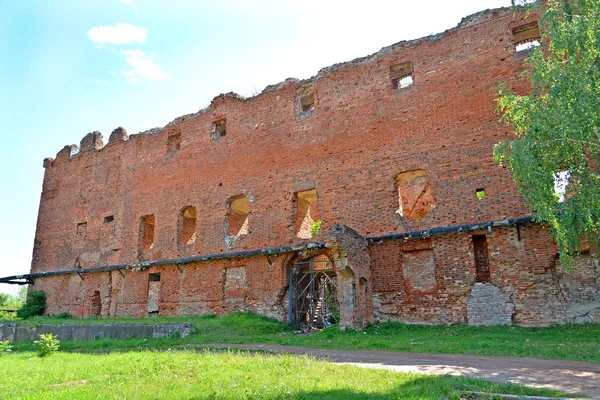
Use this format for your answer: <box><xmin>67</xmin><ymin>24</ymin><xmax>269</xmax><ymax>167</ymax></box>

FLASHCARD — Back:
<box><xmin>121</xmin><ymin>49</ymin><xmax>167</xmax><ymax>81</ymax></box>
<box><xmin>87</xmin><ymin>23</ymin><xmax>147</xmax><ymax>45</ymax></box>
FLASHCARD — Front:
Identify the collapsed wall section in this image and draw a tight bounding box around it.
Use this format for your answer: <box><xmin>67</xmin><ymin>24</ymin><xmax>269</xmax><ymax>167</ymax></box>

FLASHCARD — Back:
<box><xmin>369</xmin><ymin>223</ymin><xmax>600</xmax><ymax>326</ymax></box>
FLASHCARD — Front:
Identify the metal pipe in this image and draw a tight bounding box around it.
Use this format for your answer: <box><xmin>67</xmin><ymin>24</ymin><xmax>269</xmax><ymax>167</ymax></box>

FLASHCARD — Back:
<box><xmin>0</xmin><ymin>215</ymin><xmax>537</xmax><ymax>285</ymax></box>
<box><xmin>0</xmin><ymin>242</ymin><xmax>328</xmax><ymax>285</ymax></box>
<box><xmin>365</xmin><ymin>215</ymin><xmax>535</xmax><ymax>243</ymax></box>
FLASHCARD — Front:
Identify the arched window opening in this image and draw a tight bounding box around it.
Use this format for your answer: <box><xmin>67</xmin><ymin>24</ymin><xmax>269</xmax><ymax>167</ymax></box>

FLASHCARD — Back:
<box><xmin>227</xmin><ymin>195</ymin><xmax>249</xmax><ymax>237</ymax></box>
<box><xmin>180</xmin><ymin>206</ymin><xmax>197</xmax><ymax>245</ymax></box>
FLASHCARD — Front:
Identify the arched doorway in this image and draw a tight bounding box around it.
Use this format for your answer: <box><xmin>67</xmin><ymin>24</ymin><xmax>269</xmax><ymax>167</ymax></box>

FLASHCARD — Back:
<box><xmin>288</xmin><ymin>254</ymin><xmax>339</xmax><ymax>329</ymax></box>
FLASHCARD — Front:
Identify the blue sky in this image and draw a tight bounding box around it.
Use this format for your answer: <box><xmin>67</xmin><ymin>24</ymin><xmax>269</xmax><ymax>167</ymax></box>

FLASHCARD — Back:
<box><xmin>0</xmin><ymin>0</ymin><xmax>513</xmax><ymax>295</ymax></box>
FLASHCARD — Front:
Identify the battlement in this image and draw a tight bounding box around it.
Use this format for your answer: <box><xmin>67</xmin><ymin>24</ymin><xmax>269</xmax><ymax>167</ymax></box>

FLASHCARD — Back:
<box><xmin>46</xmin><ymin>5</ymin><xmax>540</xmax><ymax>169</ymax></box>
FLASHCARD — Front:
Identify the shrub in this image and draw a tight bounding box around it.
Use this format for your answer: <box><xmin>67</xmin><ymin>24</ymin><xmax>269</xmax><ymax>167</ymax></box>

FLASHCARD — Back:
<box><xmin>55</xmin><ymin>312</ymin><xmax>74</xmax><ymax>320</ymax></box>
<box><xmin>0</xmin><ymin>310</ymin><xmax>18</xmax><ymax>321</ymax></box>
<box><xmin>0</xmin><ymin>339</ymin><xmax>12</xmax><ymax>353</ymax></box>
<box><xmin>34</xmin><ymin>333</ymin><xmax>60</xmax><ymax>357</ymax></box>
<box><xmin>16</xmin><ymin>290</ymin><xmax>46</xmax><ymax>319</ymax></box>
<box><xmin>310</xmin><ymin>220</ymin><xmax>323</xmax><ymax>236</ymax></box>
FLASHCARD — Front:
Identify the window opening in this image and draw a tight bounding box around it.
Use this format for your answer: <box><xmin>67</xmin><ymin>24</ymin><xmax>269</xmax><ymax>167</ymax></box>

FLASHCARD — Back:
<box><xmin>390</xmin><ymin>62</ymin><xmax>413</xmax><ymax>89</ymax></box>
<box><xmin>212</xmin><ymin>119</ymin><xmax>226</xmax><ymax>138</ymax></box>
<box><xmin>227</xmin><ymin>195</ymin><xmax>249</xmax><ymax>236</ymax></box>
<box><xmin>473</xmin><ymin>235</ymin><xmax>491</xmax><ymax>283</ymax></box>
<box><xmin>167</xmin><ymin>133</ymin><xmax>181</xmax><ymax>154</ymax></box>
<box><xmin>179</xmin><ymin>206</ymin><xmax>197</xmax><ymax>245</ymax></box>
<box><xmin>512</xmin><ymin>21</ymin><xmax>541</xmax><ymax>52</ymax></box>
<box><xmin>140</xmin><ymin>214</ymin><xmax>155</xmax><ymax>250</ymax></box>
<box><xmin>149</xmin><ymin>273</ymin><xmax>161</xmax><ymax>282</ymax></box>
<box><xmin>395</xmin><ymin>170</ymin><xmax>435</xmax><ymax>221</ymax></box>
<box><xmin>103</xmin><ymin>215</ymin><xmax>114</xmax><ymax>223</ymax></box>
<box><xmin>300</xmin><ymin>93</ymin><xmax>315</xmax><ymax>114</ymax></box>
<box><xmin>295</xmin><ymin>189</ymin><xmax>319</xmax><ymax>239</ymax></box>
<box><xmin>476</xmin><ymin>188</ymin><xmax>486</xmax><ymax>200</ymax></box>
<box><xmin>75</xmin><ymin>222</ymin><xmax>87</xmax><ymax>246</ymax></box>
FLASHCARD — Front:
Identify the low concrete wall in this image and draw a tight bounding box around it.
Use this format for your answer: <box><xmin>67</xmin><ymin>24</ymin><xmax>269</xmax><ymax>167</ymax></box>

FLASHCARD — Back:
<box><xmin>0</xmin><ymin>322</ymin><xmax>193</xmax><ymax>343</ymax></box>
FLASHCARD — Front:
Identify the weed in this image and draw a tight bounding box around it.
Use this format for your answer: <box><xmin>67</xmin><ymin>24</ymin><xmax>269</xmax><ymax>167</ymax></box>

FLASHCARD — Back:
<box><xmin>34</xmin><ymin>333</ymin><xmax>60</xmax><ymax>357</ymax></box>
<box><xmin>310</xmin><ymin>219</ymin><xmax>323</xmax><ymax>236</ymax></box>
<box><xmin>0</xmin><ymin>340</ymin><xmax>12</xmax><ymax>353</ymax></box>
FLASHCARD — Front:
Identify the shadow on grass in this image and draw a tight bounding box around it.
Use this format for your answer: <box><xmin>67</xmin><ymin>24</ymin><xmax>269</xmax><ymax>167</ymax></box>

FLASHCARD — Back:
<box><xmin>182</xmin><ymin>375</ymin><xmax>568</xmax><ymax>399</ymax></box>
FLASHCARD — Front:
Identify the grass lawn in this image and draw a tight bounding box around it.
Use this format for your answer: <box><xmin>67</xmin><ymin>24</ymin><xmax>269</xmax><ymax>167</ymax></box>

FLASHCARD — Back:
<box><xmin>0</xmin><ymin>350</ymin><xmax>572</xmax><ymax>399</ymax></box>
<box><xmin>7</xmin><ymin>313</ymin><xmax>600</xmax><ymax>364</ymax></box>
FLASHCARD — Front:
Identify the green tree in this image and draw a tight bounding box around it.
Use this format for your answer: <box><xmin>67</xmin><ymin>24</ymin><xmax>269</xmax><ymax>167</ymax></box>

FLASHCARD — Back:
<box><xmin>0</xmin><ymin>293</ymin><xmax>9</xmax><ymax>307</ymax></box>
<box><xmin>16</xmin><ymin>286</ymin><xmax>27</xmax><ymax>305</ymax></box>
<box><xmin>17</xmin><ymin>290</ymin><xmax>46</xmax><ymax>319</ymax></box>
<box><xmin>496</xmin><ymin>0</ymin><xmax>600</xmax><ymax>267</ymax></box>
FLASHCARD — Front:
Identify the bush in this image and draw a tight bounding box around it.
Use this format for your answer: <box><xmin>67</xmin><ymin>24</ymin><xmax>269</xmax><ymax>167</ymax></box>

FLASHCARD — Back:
<box><xmin>55</xmin><ymin>312</ymin><xmax>74</xmax><ymax>320</ymax></box>
<box><xmin>17</xmin><ymin>290</ymin><xmax>47</xmax><ymax>319</ymax></box>
<box><xmin>34</xmin><ymin>333</ymin><xmax>60</xmax><ymax>357</ymax></box>
<box><xmin>0</xmin><ymin>310</ymin><xmax>18</xmax><ymax>321</ymax></box>
<box><xmin>0</xmin><ymin>339</ymin><xmax>12</xmax><ymax>353</ymax></box>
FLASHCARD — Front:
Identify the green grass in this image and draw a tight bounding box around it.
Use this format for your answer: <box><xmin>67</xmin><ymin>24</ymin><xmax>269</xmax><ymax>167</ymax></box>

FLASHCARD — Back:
<box><xmin>0</xmin><ymin>350</ymin><xmax>572</xmax><ymax>399</ymax></box>
<box><xmin>7</xmin><ymin>313</ymin><xmax>600</xmax><ymax>363</ymax></box>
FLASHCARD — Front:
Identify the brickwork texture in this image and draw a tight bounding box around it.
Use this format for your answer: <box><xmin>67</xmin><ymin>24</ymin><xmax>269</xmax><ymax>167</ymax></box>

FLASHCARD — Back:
<box><xmin>26</xmin><ymin>6</ymin><xmax>599</xmax><ymax>326</ymax></box>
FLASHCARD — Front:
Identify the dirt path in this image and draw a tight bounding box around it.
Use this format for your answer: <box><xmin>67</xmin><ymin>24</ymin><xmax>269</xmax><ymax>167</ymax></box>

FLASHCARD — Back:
<box><xmin>194</xmin><ymin>344</ymin><xmax>600</xmax><ymax>398</ymax></box>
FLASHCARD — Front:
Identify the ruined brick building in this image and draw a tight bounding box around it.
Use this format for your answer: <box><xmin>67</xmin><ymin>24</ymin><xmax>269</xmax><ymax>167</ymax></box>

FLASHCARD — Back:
<box><xmin>2</xmin><ymin>6</ymin><xmax>599</xmax><ymax>327</ymax></box>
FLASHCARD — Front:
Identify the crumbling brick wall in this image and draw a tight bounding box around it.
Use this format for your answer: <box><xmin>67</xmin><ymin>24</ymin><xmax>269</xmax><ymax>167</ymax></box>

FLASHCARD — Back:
<box><xmin>26</xmin><ymin>6</ymin><xmax>599</xmax><ymax>325</ymax></box>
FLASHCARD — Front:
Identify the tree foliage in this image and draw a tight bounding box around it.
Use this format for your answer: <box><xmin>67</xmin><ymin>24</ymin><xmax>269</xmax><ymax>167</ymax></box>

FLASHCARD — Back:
<box><xmin>496</xmin><ymin>0</ymin><xmax>600</xmax><ymax>267</ymax></box>
<box><xmin>16</xmin><ymin>290</ymin><xmax>46</xmax><ymax>319</ymax></box>
<box><xmin>0</xmin><ymin>287</ymin><xmax>27</xmax><ymax>310</ymax></box>
<box><xmin>0</xmin><ymin>294</ymin><xmax>8</xmax><ymax>307</ymax></box>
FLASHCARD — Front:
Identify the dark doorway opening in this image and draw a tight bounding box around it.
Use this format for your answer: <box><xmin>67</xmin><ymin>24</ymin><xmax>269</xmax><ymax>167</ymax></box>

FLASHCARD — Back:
<box><xmin>473</xmin><ymin>235</ymin><xmax>491</xmax><ymax>283</ymax></box>
<box><xmin>289</xmin><ymin>257</ymin><xmax>338</xmax><ymax>329</ymax></box>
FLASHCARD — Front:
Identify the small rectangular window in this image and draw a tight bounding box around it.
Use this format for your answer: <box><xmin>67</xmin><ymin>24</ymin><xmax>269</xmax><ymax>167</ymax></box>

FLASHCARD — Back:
<box><xmin>300</xmin><ymin>93</ymin><xmax>315</xmax><ymax>113</ymax></box>
<box><xmin>476</xmin><ymin>188</ymin><xmax>485</xmax><ymax>200</ymax></box>
<box><xmin>212</xmin><ymin>119</ymin><xmax>226</xmax><ymax>138</ymax></box>
<box><xmin>149</xmin><ymin>273</ymin><xmax>161</xmax><ymax>282</ymax></box>
<box><xmin>75</xmin><ymin>222</ymin><xmax>87</xmax><ymax>244</ymax></box>
<box><xmin>140</xmin><ymin>214</ymin><xmax>155</xmax><ymax>250</ymax></box>
<box><xmin>103</xmin><ymin>215</ymin><xmax>114</xmax><ymax>223</ymax></box>
<box><xmin>390</xmin><ymin>62</ymin><xmax>413</xmax><ymax>89</ymax></box>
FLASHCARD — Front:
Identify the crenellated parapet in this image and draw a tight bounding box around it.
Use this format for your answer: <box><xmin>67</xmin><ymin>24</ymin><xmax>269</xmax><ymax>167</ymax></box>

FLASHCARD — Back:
<box><xmin>108</xmin><ymin>127</ymin><xmax>128</xmax><ymax>144</ymax></box>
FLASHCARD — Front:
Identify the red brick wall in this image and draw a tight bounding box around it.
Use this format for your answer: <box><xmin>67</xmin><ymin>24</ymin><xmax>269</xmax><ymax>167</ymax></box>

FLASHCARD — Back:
<box><xmin>29</xmin><ymin>7</ymin><xmax>599</xmax><ymax>325</ymax></box>
<box><xmin>369</xmin><ymin>224</ymin><xmax>583</xmax><ymax>325</ymax></box>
